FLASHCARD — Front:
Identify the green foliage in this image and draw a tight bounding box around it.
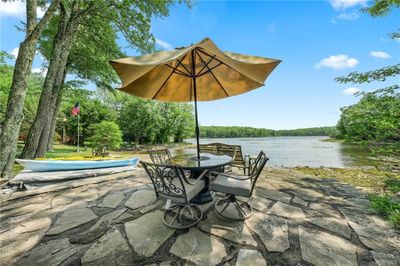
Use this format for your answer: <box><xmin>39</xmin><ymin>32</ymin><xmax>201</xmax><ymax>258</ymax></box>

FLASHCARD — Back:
<box><xmin>362</xmin><ymin>0</ymin><xmax>400</xmax><ymax>16</ymax></box>
<box><xmin>199</xmin><ymin>126</ymin><xmax>337</xmax><ymax>138</ymax></box>
<box><xmin>0</xmin><ymin>51</ymin><xmax>12</xmax><ymax>64</ymax></box>
<box><xmin>87</xmin><ymin>121</ymin><xmax>123</xmax><ymax>152</ymax></box>
<box><xmin>117</xmin><ymin>96</ymin><xmax>194</xmax><ymax>144</ymax></box>
<box><xmin>384</xmin><ymin>178</ymin><xmax>400</xmax><ymax>194</ymax></box>
<box><xmin>335</xmin><ymin>64</ymin><xmax>400</xmax><ymax>83</ymax></box>
<box><xmin>60</xmin><ymin>88</ymin><xmax>115</xmax><ymax>145</ymax></box>
<box><xmin>336</xmin><ymin>88</ymin><xmax>400</xmax><ymax>142</ymax></box>
<box><xmin>335</xmin><ymin>1</ymin><xmax>400</xmax><ymax>159</ymax></box>
<box><xmin>369</xmin><ymin>194</ymin><xmax>400</xmax><ymax>228</ymax></box>
<box><xmin>0</xmin><ymin>63</ymin><xmax>44</xmax><ymax>137</ymax></box>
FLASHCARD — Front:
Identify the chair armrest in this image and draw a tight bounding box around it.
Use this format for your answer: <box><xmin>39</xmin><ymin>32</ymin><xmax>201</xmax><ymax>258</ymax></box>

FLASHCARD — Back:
<box><xmin>231</xmin><ymin>164</ymin><xmax>250</xmax><ymax>169</ymax></box>
<box><xmin>212</xmin><ymin>172</ymin><xmax>251</xmax><ymax>181</ymax></box>
<box><xmin>183</xmin><ymin>169</ymin><xmax>208</xmax><ymax>185</ymax></box>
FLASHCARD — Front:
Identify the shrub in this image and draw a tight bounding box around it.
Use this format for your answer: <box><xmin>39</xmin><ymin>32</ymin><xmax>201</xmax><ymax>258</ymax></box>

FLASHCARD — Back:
<box><xmin>369</xmin><ymin>194</ymin><xmax>400</xmax><ymax>228</ymax></box>
<box><xmin>87</xmin><ymin>121</ymin><xmax>122</xmax><ymax>156</ymax></box>
<box><xmin>384</xmin><ymin>178</ymin><xmax>400</xmax><ymax>194</ymax></box>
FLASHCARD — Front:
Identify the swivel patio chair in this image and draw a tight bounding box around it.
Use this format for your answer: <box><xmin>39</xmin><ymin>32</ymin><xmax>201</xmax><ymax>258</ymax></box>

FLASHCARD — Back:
<box><xmin>210</xmin><ymin>151</ymin><xmax>269</xmax><ymax>221</ymax></box>
<box><xmin>141</xmin><ymin>161</ymin><xmax>207</xmax><ymax>229</ymax></box>
<box><xmin>148</xmin><ymin>149</ymin><xmax>172</xmax><ymax>164</ymax></box>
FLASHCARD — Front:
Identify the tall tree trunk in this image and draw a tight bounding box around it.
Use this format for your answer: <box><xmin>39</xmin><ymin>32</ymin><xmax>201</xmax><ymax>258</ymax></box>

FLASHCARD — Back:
<box><xmin>21</xmin><ymin>4</ymin><xmax>77</xmax><ymax>159</ymax></box>
<box><xmin>0</xmin><ymin>0</ymin><xmax>60</xmax><ymax>178</ymax></box>
<box><xmin>46</xmin><ymin>70</ymin><xmax>67</xmax><ymax>152</ymax></box>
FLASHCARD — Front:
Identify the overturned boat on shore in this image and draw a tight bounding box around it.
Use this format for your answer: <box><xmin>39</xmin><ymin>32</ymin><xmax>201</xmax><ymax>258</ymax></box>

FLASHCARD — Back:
<box><xmin>16</xmin><ymin>157</ymin><xmax>139</xmax><ymax>172</ymax></box>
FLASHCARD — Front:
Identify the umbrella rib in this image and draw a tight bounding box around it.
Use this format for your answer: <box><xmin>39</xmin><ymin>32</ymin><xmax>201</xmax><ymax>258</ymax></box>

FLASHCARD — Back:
<box><xmin>152</xmin><ymin>69</ymin><xmax>176</xmax><ymax>100</ymax></box>
<box><xmin>196</xmin><ymin>48</ymin><xmax>229</xmax><ymax>68</ymax></box>
<box><xmin>176</xmin><ymin>53</ymin><xmax>192</xmax><ymax>77</ymax></box>
<box><xmin>196</xmin><ymin>55</ymin><xmax>217</xmax><ymax>77</ymax></box>
<box><xmin>196</xmin><ymin>50</ymin><xmax>230</xmax><ymax>97</ymax></box>
<box><xmin>197</xmin><ymin>62</ymin><xmax>223</xmax><ymax>78</ymax></box>
<box><xmin>165</xmin><ymin>64</ymin><xmax>191</xmax><ymax>77</ymax></box>
<box><xmin>152</xmin><ymin>53</ymin><xmax>191</xmax><ymax>100</ymax></box>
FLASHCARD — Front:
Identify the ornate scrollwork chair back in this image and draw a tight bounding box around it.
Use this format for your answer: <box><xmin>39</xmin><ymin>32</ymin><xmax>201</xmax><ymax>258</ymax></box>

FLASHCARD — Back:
<box><xmin>141</xmin><ymin>162</ymin><xmax>187</xmax><ymax>202</ymax></box>
<box><xmin>141</xmin><ymin>161</ymin><xmax>206</xmax><ymax>229</ymax></box>
<box><xmin>148</xmin><ymin>149</ymin><xmax>172</xmax><ymax>165</ymax></box>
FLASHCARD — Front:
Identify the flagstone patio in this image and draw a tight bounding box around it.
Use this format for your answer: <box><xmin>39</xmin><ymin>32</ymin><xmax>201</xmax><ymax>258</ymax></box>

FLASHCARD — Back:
<box><xmin>1</xmin><ymin>167</ymin><xmax>399</xmax><ymax>266</ymax></box>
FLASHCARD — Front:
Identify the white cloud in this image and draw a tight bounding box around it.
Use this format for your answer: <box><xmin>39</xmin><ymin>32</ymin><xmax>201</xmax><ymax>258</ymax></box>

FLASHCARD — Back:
<box><xmin>343</xmin><ymin>87</ymin><xmax>360</xmax><ymax>95</ymax></box>
<box><xmin>155</xmin><ymin>38</ymin><xmax>172</xmax><ymax>50</ymax></box>
<box><xmin>36</xmin><ymin>7</ymin><xmax>45</xmax><ymax>18</ymax></box>
<box><xmin>370</xmin><ymin>51</ymin><xmax>391</xmax><ymax>59</ymax></box>
<box><xmin>329</xmin><ymin>0</ymin><xmax>368</xmax><ymax>10</ymax></box>
<box><xmin>32</xmin><ymin>67</ymin><xmax>47</xmax><ymax>76</ymax></box>
<box><xmin>0</xmin><ymin>0</ymin><xmax>25</xmax><ymax>17</ymax></box>
<box><xmin>0</xmin><ymin>0</ymin><xmax>46</xmax><ymax>18</ymax></box>
<box><xmin>336</xmin><ymin>12</ymin><xmax>360</xmax><ymax>20</ymax></box>
<box><xmin>10</xmin><ymin>47</ymin><xmax>19</xmax><ymax>58</ymax></box>
<box><xmin>315</xmin><ymin>54</ymin><xmax>359</xmax><ymax>70</ymax></box>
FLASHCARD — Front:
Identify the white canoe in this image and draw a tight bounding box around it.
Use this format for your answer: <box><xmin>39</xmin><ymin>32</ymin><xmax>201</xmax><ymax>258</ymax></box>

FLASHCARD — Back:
<box><xmin>16</xmin><ymin>157</ymin><xmax>139</xmax><ymax>172</ymax></box>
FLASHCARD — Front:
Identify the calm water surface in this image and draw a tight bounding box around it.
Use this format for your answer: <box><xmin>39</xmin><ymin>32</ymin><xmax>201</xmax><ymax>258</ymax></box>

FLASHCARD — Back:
<box><xmin>184</xmin><ymin>136</ymin><xmax>373</xmax><ymax>168</ymax></box>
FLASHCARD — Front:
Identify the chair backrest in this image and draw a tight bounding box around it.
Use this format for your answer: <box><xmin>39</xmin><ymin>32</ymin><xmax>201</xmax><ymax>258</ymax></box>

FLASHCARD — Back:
<box><xmin>199</xmin><ymin>144</ymin><xmax>217</xmax><ymax>154</ymax></box>
<box><xmin>148</xmin><ymin>149</ymin><xmax>172</xmax><ymax>164</ymax></box>
<box><xmin>213</xmin><ymin>143</ymin><xmax>244</xmax><ymax>166</ymax></box>
<box><xmin>140</xmin><ymin>161</ymin><xmax>189</xmax><ymax>203</ymax></box>
<box><xmin>214</xmin><ymin>144</ymin><xmax>237</xmax><ymax>160</ymax></box>
<box><xmin>248</xmin><ymin>151</ymin><xmax>269</xmax><ymax>196</ymax></box>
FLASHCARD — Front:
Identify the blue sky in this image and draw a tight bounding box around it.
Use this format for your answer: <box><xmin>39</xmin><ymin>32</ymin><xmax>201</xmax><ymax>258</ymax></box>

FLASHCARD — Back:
<box><xmin>1</xmin><ymin>0</ymin><xmax>399</xmax><ymax>129</ymax></box>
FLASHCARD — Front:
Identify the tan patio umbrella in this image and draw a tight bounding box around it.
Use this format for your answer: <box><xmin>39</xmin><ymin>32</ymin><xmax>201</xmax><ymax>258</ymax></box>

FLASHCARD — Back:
<box><xmin>110</xmin><ymin>38</ymin><xmax>281</xmax><ymax>159</ymax></box>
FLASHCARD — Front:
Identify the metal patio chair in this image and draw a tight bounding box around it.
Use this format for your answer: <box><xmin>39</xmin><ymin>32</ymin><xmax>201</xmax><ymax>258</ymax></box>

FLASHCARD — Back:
<box><xmin>148</xmin><ymin>149</ymin><xmax>172</xmax><ymax>164</ymax></box>
<box><xmin>141</xmin><ymin>161</ymin><xmax>207</xmax><ymax>229</ymax></box>
<box><xmin>210</xmin><ymin>151</ymin><xmax>269</xmax><ymax>221</ymax></box>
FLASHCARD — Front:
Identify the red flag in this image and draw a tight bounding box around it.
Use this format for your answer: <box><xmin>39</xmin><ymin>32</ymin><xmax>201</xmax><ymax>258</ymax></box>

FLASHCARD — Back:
<box><xmin>71</xmin><ymin>103</ymin><xmax>80</xmax><ymax>116</ymax></box>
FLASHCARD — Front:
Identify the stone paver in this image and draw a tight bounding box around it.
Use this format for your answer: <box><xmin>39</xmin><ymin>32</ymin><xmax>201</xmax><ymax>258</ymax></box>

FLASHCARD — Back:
<box><xmin>13</xmin><ymin>238</ymin><xmax>81</xmax><ymax>266</ymax></box>
<box><xmin>170</xmin><ymin>228</ymin><xmax>227</xmax><ymax>265</ymax></box>
<box><xmin>0</xmin><ymin>231</ymin><xmax>42</xmax><ymax>266</ymax></box>
<box><xmin>125</xmin><ymin>211</ymin><xmax>174</xmax><ymax>257</ymax></box>
<box><xmin>70</xmin><ymin>209</ymin><xmax>126</xmax><ymax>244</ymax></box>
<box><xmin>98</xmin><ymin>192</ymin><xmax>125</xmax><ymax>208</ymax></box>
<box><xmin>255</xmin><ymin>188</ymin><xmax>291</xmax><ymax>204</ymax></box>
<box><xmin>139</xmin><ymin>199</ymin><xmax>164</xmax><ymax>214</ymax></box>
<box><xmin>340</xmin><ymin>207</ymin><xmax>400</xmax><ymax>254</ymax></box>
<box><xmin>246</xmin><ymin>212</ymin><xmax>290</xmax><ymax>252</ymax></box>
<box><xmin>81</xmin><ymin>227</ymin><xmax>132</xmax><ymax>265</ymax></box>
<box><xmin>306</xmin><ymin>217</ymin><xmax>352</xmax><ymax>239</ymax></box>
<box><xmin>299</xmin><ymin>226</ymin><xmax>357</xmax><ymax>266</ymax></box>
<box><xmin>309</xmin><ymin>203</ymin><xmax>341</xmax><ymax>218</ymax></box>
<box><xmin>198</xmin><ymin>211</ymin><xmax>257</xmax><ymax>246</ymax></box>
<box><xmin>236</xmin><ymin>249</ymin><xmax>266</xmax><ymax>266</ymax></box>
<box><xmin>46</xmin><ymin>205</ymin><xmax>98</xmax><ymax>235</ymax></box>
<box><xmin>293</xmin><ymin>196</ymin><xmax>307</xmax><ymax>206</ymax></box>
<box><xmin>267</xmin><ymin>201</ymin><xmax>305</xmax><ymax>219</ymax></box>
<box><xmin>124</xmin><ymin>189</ymin><xmax>157</xmax><ymax>210</ymax></box>
<box><xmin>371</xmin><ymin>251</ymin><xmax>400</xmax><ymax>266</ymax></box>
<box><xmin>251</xmin><ymin>195</ymin><xmax>272</xmax><ymax>211</ymax></box>
<box><xmin>2</xmin><ymin>167</ymin><xmax>400</xmax><ymax>266</ymax></box>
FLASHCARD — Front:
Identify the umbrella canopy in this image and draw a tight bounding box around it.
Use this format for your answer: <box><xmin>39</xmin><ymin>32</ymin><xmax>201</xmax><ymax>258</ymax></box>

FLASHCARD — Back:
<box><xmin>110</xmin><ymin>38</ymin><xmax>281</xmax><ymax>159</ymax></box>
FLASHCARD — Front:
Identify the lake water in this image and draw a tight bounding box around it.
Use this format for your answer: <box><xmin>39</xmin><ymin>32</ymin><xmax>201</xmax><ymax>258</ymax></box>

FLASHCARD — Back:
<box><xmin>185</xmin><ymin>136</ymin><xmax>373</xmax><ymax>168</ymax></box>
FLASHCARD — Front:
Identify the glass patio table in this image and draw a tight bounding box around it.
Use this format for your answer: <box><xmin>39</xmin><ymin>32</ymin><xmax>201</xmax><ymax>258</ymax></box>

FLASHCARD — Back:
<box><xmin>166</xmin><ymin>152</ymin><xmax>233</xmax><ymax>204</ymax></box>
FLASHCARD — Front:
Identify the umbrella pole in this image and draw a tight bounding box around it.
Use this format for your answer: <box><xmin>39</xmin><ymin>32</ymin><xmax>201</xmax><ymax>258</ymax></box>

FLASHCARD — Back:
<box><xmin>191</xmin><ymin>50</ymin><xmax>200</xmax><ymax>160</ymax></box>
<box><xmin>193</xmin><ymin>77</ymin><xmax>200</xmax><ymax>160</ymax></box>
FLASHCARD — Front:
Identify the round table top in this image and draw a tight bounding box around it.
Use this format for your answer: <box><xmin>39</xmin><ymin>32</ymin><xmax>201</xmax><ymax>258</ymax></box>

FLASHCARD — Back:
<box><xmin>166</xmin><ymin>153</ymin><xmax>232</xmax><ymax>171</ymax></box>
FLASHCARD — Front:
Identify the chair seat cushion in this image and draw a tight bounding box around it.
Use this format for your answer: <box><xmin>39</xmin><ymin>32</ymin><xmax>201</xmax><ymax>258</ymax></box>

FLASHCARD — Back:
<box><xmin>211</xmin><ymin>174</ymin><xmax>251</xmax><ymax>197</ymax></box>
<box><xmin>161</xmin><ymin>178</ymin><xmax>205</xmax><ymax>204</ymax></box>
